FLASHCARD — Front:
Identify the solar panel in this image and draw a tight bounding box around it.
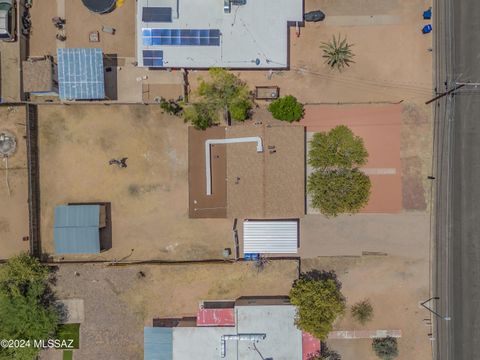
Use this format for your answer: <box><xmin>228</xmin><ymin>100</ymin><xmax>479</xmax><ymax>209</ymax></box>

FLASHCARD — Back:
<box><xmin>142</xmin><ymin>7</ymin><xmax>172</xmax><ymax>22</ymax></box>
<box><xmin>57</xmin><ymin>48</ymin><xmax>105</xmax><ymax>100</ymax></box>
<box><xmin>143</xmin><ymin>50</ymin><xmax>163</xmax><ymax>67</ymax></box>
<box><xmin>142</xmin><ymin>28</ymin><xmax>221</xmax><ymax>46</ymax></box>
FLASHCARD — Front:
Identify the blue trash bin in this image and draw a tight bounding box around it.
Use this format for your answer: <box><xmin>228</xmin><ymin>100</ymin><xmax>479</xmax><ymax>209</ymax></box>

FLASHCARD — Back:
<box><xmin>423</xmin><ymin>8</ymin><xmax>432</xmax><ymax>20</ymax></box>
<box><xmin>422</xmin><ymin>24</ymin><xmax>432</xmax><ymax>34</ymax></box>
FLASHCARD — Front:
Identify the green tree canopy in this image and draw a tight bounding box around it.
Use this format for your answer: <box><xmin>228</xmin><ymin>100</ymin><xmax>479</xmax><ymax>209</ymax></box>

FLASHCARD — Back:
<box><xmin>307</xmin><ymin>125</ymin><xmax>371</xmax><ymax>217</ymax></box>
<box><xmin>308</xmin><ymin>125</ymin><xmax>368</xmax><ymax>169</ymax></box>
<box><xmin>289</xmin><ymin>270</ymin><xmax>346</xmax><ymax>340</ymax></box>
<box><xmin>372</xmin><ymin>337</ymin><xmax>399</xmax><ymax>360</ymax></box>
<box><xmin>308</xmin><ymin>169</ymin><xmax>371</xmax><ymax>217</ymax></box>
<box><xmin>267</xmin><ymin>95</ymin><xmax>304</xmax><ymax>122</ymax></box>
<box><xmin>0</xmin><ymin>253</ymin><xmax>59</xmax><ymax>360</ymax></box>
<box><xmin>183</xmin><ymin>102</ymin><xmax>219</xmax><ymax>130</ymax></box>
<box><xmin>197</xmin><ymin>68</ymin><xmax>252</xmax><ymax>121</ymax></box>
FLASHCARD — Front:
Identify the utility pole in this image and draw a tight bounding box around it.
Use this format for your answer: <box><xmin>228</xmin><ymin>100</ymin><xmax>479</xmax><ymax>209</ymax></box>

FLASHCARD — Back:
<box><xmin>420</xmin><ymin>297</ymin><xmax>451</xmax><ymax>321</ymax></box>
<box><xmin>425</xmin><ymin>84</ymin><xmax>465</xmax><ymax>105</ymax></box>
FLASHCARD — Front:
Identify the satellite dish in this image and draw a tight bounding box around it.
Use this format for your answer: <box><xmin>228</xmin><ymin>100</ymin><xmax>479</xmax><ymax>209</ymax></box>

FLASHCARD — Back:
<box><xmin>255</xmin><ymin>58</ymin><xmax>261</xmax><ymax>66</ymax></box>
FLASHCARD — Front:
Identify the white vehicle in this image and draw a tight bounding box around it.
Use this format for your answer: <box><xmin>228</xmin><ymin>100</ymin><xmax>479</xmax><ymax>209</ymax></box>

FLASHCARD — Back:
<box><xmin>0</xmin><ymin>0</ymin><xmax>15</xmax><ymax>42</ymax></box>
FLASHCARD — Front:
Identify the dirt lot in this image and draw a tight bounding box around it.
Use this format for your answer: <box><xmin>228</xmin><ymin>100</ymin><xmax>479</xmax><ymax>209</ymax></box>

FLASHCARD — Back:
<box><xmin>0</xmin><ymin>106</ymin><xmax>30</xmax><ymax>259</ymax></box>
<box><xmin>29</xmin><ymin>0</ymin><xmax>135</xmax><ymax>58</ymax></box>
<box><xmin>37</xmin><ymin>105</ymin><xmax>232</xmax><ymax>261</ymax></box>
<box><xmin>302</xmin><ymin>256</ymin><xmax>432</xmax><ymax>360</ymax></box>
<box><xmin>39</xmin><ymin>260</ymin><xmax>299</xmax><ymax>360</ymax></box>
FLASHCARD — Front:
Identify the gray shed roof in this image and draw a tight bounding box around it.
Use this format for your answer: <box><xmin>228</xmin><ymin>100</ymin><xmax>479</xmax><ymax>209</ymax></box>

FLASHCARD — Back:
<box><xmin>144</xmin><ymin>327</ymin><xmax>173</xmax><ymax>360</ymax></box>
<box><xmin>54</xmin><ymin>205</ymin><xmax>101</xmax><ymax>254</ymax></box>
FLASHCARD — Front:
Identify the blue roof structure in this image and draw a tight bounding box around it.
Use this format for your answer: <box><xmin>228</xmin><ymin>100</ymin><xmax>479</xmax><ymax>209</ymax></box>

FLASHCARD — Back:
<box><xmin>57</xmin><ymin>48</ymin><xmax>105</xmax><ymax>100</ymax></box>
<box><xmin>54</xmin><ymin>205</ymin><xmax>101</xmax><ymax>254</ymax></box>
<box><xmin>144</xmin><ymin>327</ymin><xmax>173</xmax><ymax>360</ymax></box>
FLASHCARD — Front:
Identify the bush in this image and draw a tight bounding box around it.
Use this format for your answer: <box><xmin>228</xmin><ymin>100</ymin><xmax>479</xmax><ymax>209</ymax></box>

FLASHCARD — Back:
<box><xmin>351</xmin><ymin>299</ymin><xmax>374</xmax><ymax>325</ymax></box>
<box><xmin>308</xmin><ymin>342</ymin><xmax>342</xmax><ymax>360</ymax></box>
<box><xmin>183</xmin><ymin>102</ymin><xmax>219</xmax><ymax>130</ymax></box>
<box><xmin>308</xmin><ymin>169</ymin><xmax>371</xmax><ymax>217</ymax></box>
<box><xmin>159</xmin><ymin>98</ymin><xmax>183</xmax><ymax>116</ymax></box>
<box><xmin>268</xmin><ymin>95</ymin><xmax>304</xmax><ymax>122</ymax></box>
<box><xmin>229</xmin><ymin>98</ymin><xmax>251</xmax><ymax>121</ymax></box>
<box><xmin>372</xmin><ymin>337</ymin><xmax>399</xmax><ymax>360</ymax></box>
<box><xmin>289</xmin><ymin>270</ymin><xmax>346</xmax><ymax>340</ymax></box>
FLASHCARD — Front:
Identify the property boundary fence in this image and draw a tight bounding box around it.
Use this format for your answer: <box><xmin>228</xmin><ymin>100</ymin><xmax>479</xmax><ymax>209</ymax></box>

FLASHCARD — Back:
<box><xmin>26</xmin><ymin>104</ymin><xmax>41</xmax><ymax>258</ymax></box>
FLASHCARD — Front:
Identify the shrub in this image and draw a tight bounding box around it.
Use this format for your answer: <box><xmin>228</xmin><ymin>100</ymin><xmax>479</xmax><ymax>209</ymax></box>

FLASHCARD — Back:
<box><xmin>308</xmin><ymin>342</ymin><xmax>342</xmax><ymax>360</ymax></box>
<box><xmin>268</xmin><ymin>95</ymin><xmax>304</xmax><ymax>122</ymax></box>
<box><xmin>320</xmin><ymin>34</ymin><xmax>355</xmax><ymax>71</ymax></box>
<box><xmin>372</xmin><ymin>337</ymin><xmax>399</xmax><ymax>360</ymax></box>
<box><xmin>159</xmin><ymin>98</ymin><xmax>183</xmax><ymax>116</ymax></box>
<box><xmin>351</xmin><ymin>299</ymin><xmax>374</xmax><ymax>325</ymax></box>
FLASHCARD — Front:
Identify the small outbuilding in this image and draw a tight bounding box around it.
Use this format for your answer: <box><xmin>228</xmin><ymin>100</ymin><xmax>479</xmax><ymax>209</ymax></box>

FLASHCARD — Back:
<box><xmin>243</xmin><ymin>220</ymin><xmax>299</xmax><ymax>255</ymax></box>
<box><xmin>144</xmin><ymin>327</ymin><xmax>173</xmax><ymax>360</ymax></box>
<box><xmin>22</xmin><ymin>57</ymin><xmax>58</xmax><ymax>96</ymax></box>
<box><xmin>57</xmin><ymin>48</ymin><xmax>105</xmax><ymax>100</ymax></box>
<box><xmin>54</xmin><ymin>204</ymin><xmax>106</xmax><ymax>254</ymax></box>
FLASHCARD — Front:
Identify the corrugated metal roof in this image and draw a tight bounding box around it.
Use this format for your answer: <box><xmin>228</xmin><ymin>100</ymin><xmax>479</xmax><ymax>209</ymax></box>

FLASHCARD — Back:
<box><xmin>54</xmin><ymin>205</ymin><xmax>100</xmax><ymax>227</ymax></box>
<box><xmin>57</xmin><ymin>48</ymin><xmax>105</xmax><ymax>100</ymax></box>
<box><xmin>54</xmin><ymin>205</ymin><xmax>101</xmax><ymax>254</ymax></box>
<box><xmin>144</xmin><ymin>327</ymin><xmax>173</xmax><ymax>360</ymax></box>
<box><xmin>196</xmin><ymin>308</ymin><xmax>235</xmax><ymax>327</ymax></box>
<box><xmin>243</xmin><ymin>220</ymin><xmax>298</xmax><ymax>254</ymax></box>
<box><xmin>54</xmin><ymin>227</ymin><xmax>100</xmax><ymax>254</ymax></box>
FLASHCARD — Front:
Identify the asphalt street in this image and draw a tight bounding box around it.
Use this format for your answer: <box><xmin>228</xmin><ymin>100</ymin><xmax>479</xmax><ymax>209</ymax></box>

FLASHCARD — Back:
<box><xmin>434</xmin><ymin>1</ymin><xmax>480</xmax><ymax>359</ymax></box>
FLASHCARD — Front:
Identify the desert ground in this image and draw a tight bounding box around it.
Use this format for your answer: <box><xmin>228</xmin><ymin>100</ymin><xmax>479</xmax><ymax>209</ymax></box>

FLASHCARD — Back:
<box><xmin>0</xmin><ymin>106</ymin><xmax>30</xmax><ymax>259</ymax></box>
<box><xmin>37</xmin><ymin>105</ymin><xmax>233</xmax><ymax>261</ymax></box>
<box><xmin>39</xmin><ymin>260</ymin><xmax>299</xmax><ymax>360</ymax></box>
<box><xmin>302</xmin><ymin>256</ymin><xmax>432</xmax><ymax>360</ymax></box>
<box><xmin>29</xmin><ymin>0</ymin><xmax>135</xmax><ymax>58</ymax></box>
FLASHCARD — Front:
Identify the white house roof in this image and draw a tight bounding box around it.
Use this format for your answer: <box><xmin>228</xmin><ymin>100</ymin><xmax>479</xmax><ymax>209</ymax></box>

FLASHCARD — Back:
<box><xmin>136</xmin><ymin>0</ymin><xmax>303</xmax><ymax>68</ymax></box>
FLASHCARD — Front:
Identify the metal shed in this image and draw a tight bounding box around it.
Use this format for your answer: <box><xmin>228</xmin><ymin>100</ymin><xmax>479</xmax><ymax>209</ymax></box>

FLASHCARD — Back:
<box><xmin>57</xmin><ymin>48</ymin><xmax>105</xmax><ymax>100</ymax></box>
<box><xmin>54</xmin><ymin>205</ymin><xmax>101</xmax><ymax>254</ymax></box>
<box><xmin>144</xmin><ymin>327</ymin><xmax>173</xmax><ymax>360</ymax></box>
<box><xmin>243</xmin><ymin>220</ymin><xmax>299</xmax><ymax>254</ymax></box>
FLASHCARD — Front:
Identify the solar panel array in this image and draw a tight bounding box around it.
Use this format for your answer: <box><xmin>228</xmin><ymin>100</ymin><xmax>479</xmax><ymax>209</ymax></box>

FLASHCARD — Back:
<box><xmin>57</xmin><ymin>48</ymin><xmax>105</xmax><ymax>100</ymax></box>
<box><xmin>142</xmin><ymin>29</ymin><xmax>221</xmax><ymax>46</ymax></box>
<box><xmin>142</xmin><ymin>7</ymin><xmax>172</xmax><ymax>22</ymax></box>
<box><xmin>143</xmin><ymin>50</ymin><xmax>164</xmax><ymax>67</ymax></box>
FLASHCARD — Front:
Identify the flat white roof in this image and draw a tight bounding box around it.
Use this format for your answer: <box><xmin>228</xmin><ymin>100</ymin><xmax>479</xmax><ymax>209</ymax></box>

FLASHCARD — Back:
<box><xmin>171</xmin><ymin>305</ymin><xmax>302</xmax><ymax>360</ymax></box>
<box><xmin>137</xmin><ymin>0</ymin><xmax>303</xmax><ymax>68</ymax></box>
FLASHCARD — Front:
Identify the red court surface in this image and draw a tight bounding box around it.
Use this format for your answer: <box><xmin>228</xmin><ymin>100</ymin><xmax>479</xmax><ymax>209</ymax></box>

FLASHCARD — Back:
<box><xmin>302</xmin><ymin>332</ymin><xmax>321</xmax><ymax>360</ymax></box>
<box><xmin>301</xmin><ymin>104</ymin><xmax>402</xmax><ymax>213</ymax></box>
<box><xmin>196</xmin><ymin>308</ymin><xmax>235</xmax><ymax>327</ymax></box>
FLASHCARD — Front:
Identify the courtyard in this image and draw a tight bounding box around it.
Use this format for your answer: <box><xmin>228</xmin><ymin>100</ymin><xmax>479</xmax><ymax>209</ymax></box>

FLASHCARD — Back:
<box><xmin>37</xmin><ymin>105</ymin><xmax>233</xmax><ymax>261</ymax></box>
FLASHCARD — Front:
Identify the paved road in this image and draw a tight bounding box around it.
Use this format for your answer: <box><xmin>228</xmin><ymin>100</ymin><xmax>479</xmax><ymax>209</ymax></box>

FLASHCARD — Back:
<box><xmin>434</xmin><ymin>0</ymin><xmax>480</xmax><ymax>359</ymax></box>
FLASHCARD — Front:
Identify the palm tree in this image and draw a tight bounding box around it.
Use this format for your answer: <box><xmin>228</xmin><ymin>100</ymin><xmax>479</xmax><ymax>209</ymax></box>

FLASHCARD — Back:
<box><xmin>320</xmin><ymin>35</ymin><xmax>355</xmax><ymax>71</ymax></box>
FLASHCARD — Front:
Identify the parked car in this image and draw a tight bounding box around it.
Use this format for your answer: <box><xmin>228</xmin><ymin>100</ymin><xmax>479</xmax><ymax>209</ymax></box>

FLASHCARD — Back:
<box><xmin>304</xmin><ymin>10</ymin><xmax>325</xmax><ymax>22</ymax></box>
<box><xmin>0</xmin><ymin>0</ymin><xmax>15</xmax><ymax>42</ymax></box>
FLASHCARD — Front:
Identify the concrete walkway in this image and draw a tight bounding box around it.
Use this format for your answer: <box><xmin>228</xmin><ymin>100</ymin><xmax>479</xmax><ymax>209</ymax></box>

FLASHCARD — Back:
<box><xmin>329</xmin><ymin>329</ymin><xmax>402</xmax><ymax>339</ymax></box>
<box><xmin>299</xmin><ymin>212</ymin><xmax>429</xmax><ymax>258</ymax></box>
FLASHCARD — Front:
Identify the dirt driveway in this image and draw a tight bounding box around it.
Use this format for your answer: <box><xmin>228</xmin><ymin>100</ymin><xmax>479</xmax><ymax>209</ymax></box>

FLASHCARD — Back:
<box><xmin>37</xmin><ymin>105</ymin><xmax>232</xmax><ymax>261</ymax></box>
<box><xmin>40</xmin><ymin>261</ymin><xmax>299</xmax><ymax>360</ymax></box>
<box><xmin>0</xmin><ymin>106</ymin><xmax>29</xmax><ymax>259</ymax></box>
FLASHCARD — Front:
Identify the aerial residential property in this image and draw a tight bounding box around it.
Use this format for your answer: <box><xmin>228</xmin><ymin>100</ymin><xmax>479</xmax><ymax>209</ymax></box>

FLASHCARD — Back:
<box><xmin>0</xmin><ymin>0</ymin><xmax>470</xmax><ymax>360</ymax></box>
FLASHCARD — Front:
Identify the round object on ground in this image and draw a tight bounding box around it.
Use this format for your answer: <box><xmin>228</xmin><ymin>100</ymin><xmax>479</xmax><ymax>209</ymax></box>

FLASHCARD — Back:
<box><xmin>81</xmin><ymin>0</ymin><xmax>116</xmax><ymax>14</ymax></box>
<box><xmin>0</xmin><ymin>131</ymin><xmax>16</xmax><ymax>157</ymax></box>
